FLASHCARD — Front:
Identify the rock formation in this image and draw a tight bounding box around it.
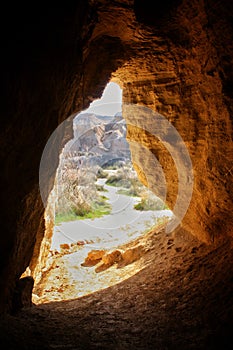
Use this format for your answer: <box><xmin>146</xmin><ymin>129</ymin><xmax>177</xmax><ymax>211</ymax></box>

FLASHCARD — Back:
<box><xmin>0</xmin><ymin>0</ymin><xmax>232</xmax><ymax>321</ymax></box>
<box><xmin>64</xmin><ymin>112</ymin><xmax>131</xmax><ymax>166</ymax></box>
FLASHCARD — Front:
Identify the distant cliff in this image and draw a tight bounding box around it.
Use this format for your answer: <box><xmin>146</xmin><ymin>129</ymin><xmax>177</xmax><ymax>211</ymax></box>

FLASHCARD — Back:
<box><xmin>62</xmin><ymin>112</ymin><xmax>131</xmax><ymax>167</ymax></box>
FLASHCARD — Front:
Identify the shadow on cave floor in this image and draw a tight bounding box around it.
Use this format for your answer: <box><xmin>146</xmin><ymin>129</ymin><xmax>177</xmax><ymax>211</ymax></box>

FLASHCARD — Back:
<box><xmin>1</xmin><ymin>226</ymin><xmax>233</xmax><ymax>350</ymax></box>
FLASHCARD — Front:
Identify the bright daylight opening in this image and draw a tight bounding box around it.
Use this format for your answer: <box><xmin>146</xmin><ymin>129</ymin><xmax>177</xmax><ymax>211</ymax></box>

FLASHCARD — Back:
<box><xmin>33</xmin><ymin>82</ymin><xmax>172</xmax><ymax>304</ymax></box>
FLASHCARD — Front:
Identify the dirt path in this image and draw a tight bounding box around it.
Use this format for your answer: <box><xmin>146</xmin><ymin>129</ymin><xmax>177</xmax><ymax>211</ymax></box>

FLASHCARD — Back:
<box><xmin>1</xmin><ymin>227</ymin><xmax>233</xmax><ymax>350</ymax></box>
<box><xmin>51</xmin><ymin>178</ymin><xmax>172</xmax><ymax>250</ymax></box>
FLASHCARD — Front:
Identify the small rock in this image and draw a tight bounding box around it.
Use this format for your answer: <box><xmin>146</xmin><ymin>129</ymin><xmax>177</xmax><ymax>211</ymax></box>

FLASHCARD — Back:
<box><xmin>119</xmin><ymin>245</ymin><xmax>144</xmax><ymax>267</ymax></box>
<box><xmin>95</xmin><ymin>250</ymin><xmax>123</xmax><ymax>273</ymax></box>
<box><xmin>60</xmin><ymin>243</ymin><xmax>70</xmax><ymax>251</ymax></box>
<box><xmin>102</xmin><ymin>250</ymin><xmax>123</xmax><ymax>265</ymax></box>
<box><xmin>81</xmin><ymin>249</ymin><xmax>106</xmax><ymax>267</ymax></box>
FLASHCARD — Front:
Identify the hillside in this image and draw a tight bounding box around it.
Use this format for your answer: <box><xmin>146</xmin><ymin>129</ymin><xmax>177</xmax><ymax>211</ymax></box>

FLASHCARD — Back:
<box><xmin>63</xmin><ymin>112</ymin><xmax>131</xmax><ymax>168</ymax></box>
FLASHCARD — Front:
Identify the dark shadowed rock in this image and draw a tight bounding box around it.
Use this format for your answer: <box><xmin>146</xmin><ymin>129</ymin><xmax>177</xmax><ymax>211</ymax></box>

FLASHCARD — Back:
<box><xmin>12</xmin><ymin>276</ymin><xmax>34</xmax><ymax>312</ymax></box>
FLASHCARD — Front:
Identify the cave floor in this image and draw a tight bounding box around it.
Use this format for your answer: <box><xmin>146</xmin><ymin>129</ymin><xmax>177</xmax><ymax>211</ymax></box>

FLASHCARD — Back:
<box><xmin>1</xmin><ymin>227</ymin><xmax>233</xmax><ymax>350</ymax></box>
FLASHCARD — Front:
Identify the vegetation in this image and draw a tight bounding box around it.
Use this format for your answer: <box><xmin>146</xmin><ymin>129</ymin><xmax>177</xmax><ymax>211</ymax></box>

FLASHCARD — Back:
<box><xmin>117</xmin><ymin>185</ymin><xmax>141</xmax><ymax>197</ymax></box>
<box><xmin>105</xmin><ymin>165</ymin><xmax>145</xmax><ymax>197</ymax></box>
<box><xmin>134</xmin><ymin>196</ymin><xmax>167</xmax><ymax>211</ymax></box>
<box><xmin>96</xmin><ymin>184</ymin><xmax>108</xmax><ymax>192</ymax></box>
<box><xmin>55</xmin><ymin>198</ymin><xmax>111</xmax><ymax>224</ymax></box>
<box><xmin>102</xmin><ymin>160</ymin><xmax>125</xmax><ymax>170</ymax></box>
<box><xmin>106</xmin><ymin>175</ymin><xmax>131</xmax><ymax>188</ymax></box>
<box><xmin>97</xmin><ymin>168</ymin><xmax>108</xmax><ymax>178</ymax></box>
<box><xmin>105</xmin><ymin>163</ymin><xmax>168</xmax><ymax>211</ymax></box>
<box><xmin>54</xmin><ymin>156</ymin><xmax>168</xmax><ymax>225</ymax></box>
<box><xmin>54</xmin><ymin>158</ymin><xmax>111</xmax><ymax>224</ymax></box>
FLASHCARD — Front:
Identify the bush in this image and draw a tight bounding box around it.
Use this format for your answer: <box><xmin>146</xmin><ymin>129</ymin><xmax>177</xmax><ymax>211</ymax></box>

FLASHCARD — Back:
<box><xmin>134</xmin><ymin>197</ymin><xmax>167</xmax><ymax>211</ymax></box>
<box><xmin>106</xmin><ymin>174</ymin><xmax>131</xmax><ymax>188</ymax></box>
<box><xmin>105</xmin><ymin>167</ymin><xmax>144</xmax><ymax>192</ymax></box>
<box><xmin>55</xmin><ymin>196</ymin><xmax>111</xmax><ymax>224</ymax></box>
<box><xmin>73</xmin><ymin>201</ymin><xmax>92</xmax><ymax>217</ymax></box>
<box><xmin>96</xmin><ymin>184</ymin><xmax>108</xmax><ymax>192</ymax></box>
<box><xmin>54</xmin><ymin>161</ymin><xmax>111</xmax><ymax>223</ymax></box>
<box><xmin>117</xmin><ymin>185</ymin><xmax>142</xmax><ymax>197</ymax></box>
<box><xmin>97</xmin><ymin>168</ymin><xmax>108</xmax><ymax>178</ymax></box>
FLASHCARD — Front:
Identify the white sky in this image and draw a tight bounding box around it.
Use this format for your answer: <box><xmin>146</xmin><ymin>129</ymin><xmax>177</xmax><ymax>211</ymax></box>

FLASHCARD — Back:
<box><xmin>83</xmin><ymin>82</ymin><xmax>122</xmax><ymax>116</ymax></box>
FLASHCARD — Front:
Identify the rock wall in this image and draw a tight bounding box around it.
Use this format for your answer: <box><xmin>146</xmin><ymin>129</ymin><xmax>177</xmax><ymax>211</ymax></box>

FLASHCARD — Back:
<box><xmin>0</xmin><ymin>1</ymin><xmax>97</xmax><ymax>312</ymax></box>
<box><xmin>113</xmin><ymin>0</ymin><xmax>233</xmax><ymax>242</ymax></box>
<box><xmin>0</xmin><ymin>0</ymin><xmax>232</xmax><ymax>312</ymax></box>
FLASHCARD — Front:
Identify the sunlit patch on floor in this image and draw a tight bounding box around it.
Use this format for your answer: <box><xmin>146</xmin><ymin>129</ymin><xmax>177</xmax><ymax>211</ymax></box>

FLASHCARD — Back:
<box><xmin>32</xmin><ymin>235</ymin><xmax>153</xmax><ymax>304</ymax></box>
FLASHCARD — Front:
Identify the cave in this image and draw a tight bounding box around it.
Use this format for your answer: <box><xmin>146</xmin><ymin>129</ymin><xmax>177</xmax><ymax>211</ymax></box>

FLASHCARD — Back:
<box><xmin>32</xmin><ymin>81</ymin><xmax>172</xmax><ymax>304</ymax></box>
<box><xmin>0</xmin><ymin>0</ymin><xmax>233</xmax><ymax>349</ymax></box>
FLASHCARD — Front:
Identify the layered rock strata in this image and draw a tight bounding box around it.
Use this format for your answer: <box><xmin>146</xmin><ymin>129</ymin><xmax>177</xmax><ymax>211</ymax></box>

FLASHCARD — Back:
<box><xmin>0</xmin><ymin>0</ymin><xmax>232</xmax><ymax>312</ymax></box>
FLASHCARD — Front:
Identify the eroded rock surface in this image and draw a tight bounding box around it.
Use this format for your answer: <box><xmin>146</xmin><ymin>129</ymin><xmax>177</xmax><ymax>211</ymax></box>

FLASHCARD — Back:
<box><xmin>12</xmin><ymin>277</ymin><xmax>34</xmax><ymax>313</ymax></box>
<box><xmin>0</xmin><ymin>0</ymin><xmax>232</xmax><ymax>318</ymax></box>
<box><xmin>81</xmin><ymin>249</ymin><xmax>106</xmax><ymax>267</ymax></box>
<box><xmin>1</xmin><ymin>227</ymin><xmax>233</xmax><ymax>349</ymax></box>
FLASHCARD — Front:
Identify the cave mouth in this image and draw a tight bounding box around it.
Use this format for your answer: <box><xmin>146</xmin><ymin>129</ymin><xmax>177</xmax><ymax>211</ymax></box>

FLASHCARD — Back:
<box><xmin>32</xmin><ymin>82</ymin><xmax>172</xmax><ymax>304</ymax></box>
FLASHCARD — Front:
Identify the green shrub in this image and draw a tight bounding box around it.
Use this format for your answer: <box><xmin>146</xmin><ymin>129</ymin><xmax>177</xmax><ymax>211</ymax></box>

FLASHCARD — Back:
<box><xmin>55</xmin><ymin>196</ymin><xmax>111</xmax><ymax>224</ymax></box>
<box><xmin>97</xmin><ymin>168</ymin><xmax>108</xmax><ymax>178</ymax></box>
<box><xmin>106</xmin><ymin>175</ymin><xmax>131</xmax><ymax>188</ymax></box>
<box><xmin>117</xmin><ymin>185</ymin><xmax>141</xmax><ymax>197</ymax></box>
<box><xmin>96</xmin><ymin>184</ymin><xmax>108</xmax><ymax>192</ymax></box>
<box><xmin>134</xmin><ymin>197</ymin><xmax>167</xmax><ymax>211</ymax></box>
<box><xmin>73</xmin><ymin>201</ymin><xmax>92</xmax><ymax>217</ymax></box>
<box><xmin>55</xmin><ymin>163</ymin><xmax>111</xmax><ymax>223</ymax></box>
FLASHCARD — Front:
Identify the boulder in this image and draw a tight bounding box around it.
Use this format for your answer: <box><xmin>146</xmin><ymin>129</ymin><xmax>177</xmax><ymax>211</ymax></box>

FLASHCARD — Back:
<box><xmin>81</xmin><ymin>249</ymin><xmax>106</xmax><ymax>267</ymax></box>
<box><xmin>95</xmin><ymin>249</ymin><xmax>123</xmax><ymax>273</ymax></box>
<box><xmin>119</xmin><ymin>245</ymin><xmax>144</xmax><ymax>267</ymax></box>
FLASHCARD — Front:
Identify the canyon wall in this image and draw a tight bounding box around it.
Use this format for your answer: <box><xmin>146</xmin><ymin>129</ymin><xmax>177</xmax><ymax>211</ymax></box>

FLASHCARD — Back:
<box><xmin>0</xmin><ymin>0</ymin><xmax>232</xmax><ymax>312</ymax></box>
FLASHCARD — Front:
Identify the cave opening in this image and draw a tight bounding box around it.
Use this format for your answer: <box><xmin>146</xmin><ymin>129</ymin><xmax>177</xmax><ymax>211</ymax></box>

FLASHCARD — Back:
<box><xmin>1</xmin><ymin>1</ymin><xmax>233</xmax><ymax>347</ymax></box>
<box><xmin>32</xmin><ymin>81</ymin><xmax>172</xmax><ymax>304</ymax></box>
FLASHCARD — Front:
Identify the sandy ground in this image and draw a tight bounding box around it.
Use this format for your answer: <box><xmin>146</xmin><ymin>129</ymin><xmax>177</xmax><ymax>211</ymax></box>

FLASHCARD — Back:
<box><xmin>31</xmin><ymin>242</ymin><xmax>146</xmax><ymax>304</ymax></box>
<box><xmin>1</xmin><ymin>225</ymin><xmax>233</xmax><ymax>350</ymax></box>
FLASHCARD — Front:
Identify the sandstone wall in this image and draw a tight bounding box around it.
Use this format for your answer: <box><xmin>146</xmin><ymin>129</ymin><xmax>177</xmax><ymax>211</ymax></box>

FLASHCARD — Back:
<box><xmin>0</xmin><ymin>0</ymin><xmax>232</xmax><ymax>312</ymax></box>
